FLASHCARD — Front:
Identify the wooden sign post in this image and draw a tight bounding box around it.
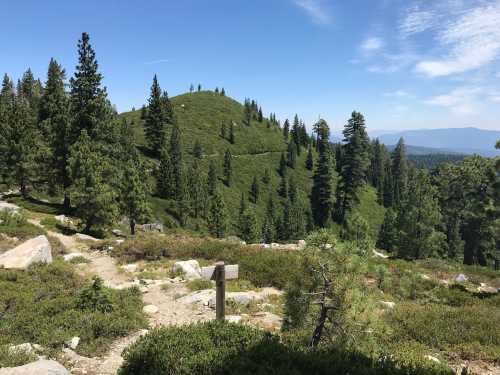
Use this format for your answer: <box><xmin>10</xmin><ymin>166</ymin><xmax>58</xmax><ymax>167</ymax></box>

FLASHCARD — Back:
<box><xmin>201</xmin><ymin>262</ymin><xmax>239</xmax><ymax>321</ymax></box>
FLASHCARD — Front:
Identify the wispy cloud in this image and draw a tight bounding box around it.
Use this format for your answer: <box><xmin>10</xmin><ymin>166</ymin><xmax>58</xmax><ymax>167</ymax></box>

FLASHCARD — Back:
<box><xmin>415</xmin><ymin>2</ymin><xmax>500</xmax><ymax>77</ymax></box>
<box><xmin>383</xmin><ymin>90</ymin><xmax>412</xmax><ymax>98</ymax></box>
<box><xmin>424</xmin><ymin>87</ymin><xmax>483</xmax><ymax>115</ymax></box>
<box><xmin>399</xmin><ymin>5</ymin><xmax>437</xmax><ymax>37</ymax></box>
<box><xmin>294</xmin><ymin>0</ymin><xmax>332</xmax><ymax>25</ymax></box>
<box><xmin>361</xmin><ymin>37</ymin><xmax>384</xmax><ymax>52</ymax></box>
<box><xmin>144</xmin><ymin>59</ymin><xmax>170</xmax><ymax>65</ymax></box>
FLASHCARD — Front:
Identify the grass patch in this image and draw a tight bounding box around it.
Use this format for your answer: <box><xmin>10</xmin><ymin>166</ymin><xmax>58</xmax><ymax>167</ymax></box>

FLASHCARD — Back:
<box><xmin>0</xmin><ymin>260</ymin><xmax>147</xmax><ymax>357</ymax></box>
<box><xmin>68</xmin><ymin>256</ymin><xmax>91</xmax><ymax>264</ymax></box>
<box><xmin>0</xmin><ymin>211</ymin><xmax>45</xmax><ymax>241</ymax></box>
<box><xmin>185</xmin><ymin>278</ymin><xmax>213</xmax><ymax>291</ymax></box>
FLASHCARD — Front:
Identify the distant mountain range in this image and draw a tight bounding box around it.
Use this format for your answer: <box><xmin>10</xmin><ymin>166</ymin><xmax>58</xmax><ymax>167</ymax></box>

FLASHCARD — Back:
<box><xmin>332</xmin><ymin>127</ymin><xmax>500</xmax><ymax>156</ymax></box>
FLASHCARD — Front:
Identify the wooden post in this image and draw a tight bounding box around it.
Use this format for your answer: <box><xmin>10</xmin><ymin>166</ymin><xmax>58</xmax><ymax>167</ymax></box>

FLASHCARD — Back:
<box><xmin>215</xmin><ymin>261</ymin><xmax>225</xmax><ymax>320</ymax></box>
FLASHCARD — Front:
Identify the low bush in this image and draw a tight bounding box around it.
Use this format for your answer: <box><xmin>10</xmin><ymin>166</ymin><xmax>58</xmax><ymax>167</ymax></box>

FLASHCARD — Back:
<box><xmin>0</xmin><ymin>211</ymin><xmax>45</xmax><ymax>240</ymax></box>
<box><xmin>0</xmin><ymin>261</ymin><xmax>146</xmax><ymax>357</ymax></box>
<box><xmin>119</xmin><ymin>321</ymin><xmax>452</xmax><ymax>375</ymax></box>
<box><xmin>112</xmin><ymin>234</ymin><xmax>301</xmax><ymax>289</ymax></box>
<box><xmin>186</xmin><ymin>278</ymin><xmax>213</xmax><ymax>291</ymax></box>
<box><xmin>0</xmin><ymin>344</ymin><xmax>37</xmax><ymax>368</ymax></box>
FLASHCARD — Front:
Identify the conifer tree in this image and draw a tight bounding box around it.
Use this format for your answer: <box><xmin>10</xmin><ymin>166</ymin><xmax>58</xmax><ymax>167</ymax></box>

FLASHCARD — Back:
<box><xmin>291</xmin><ymin>114</ymin><xmax>302</xmax><ymax>155</ymax></box>
<box><xmin>258</xmin><ymin>107</ymin><xmax>263</xmax><ymax>122</ymax></box>
<box><xmin>215</xmin><ymin>87</ymin><xmax>219</xmax><ymax>94</ymax></box>
<box><xmin>119</xmin><ymin>126</ymin><xmax>152</xmax><ymax>235</ymax></box>
<box><xmin>288</xmin><ymin>175</ymin><xmax>298</xmax><ymax>204</ymax></box>
<box><xmin>287</xmin><ymin>141</ymin><xmax>297</xmax><ymax>169</ymax></box>
<box><xmin>189</xmin><ymin>84</ymin><xmax>194</xmax><ymax>93</ymax></box>
<box><xmin>39</xmin><ymin>59</ymin><xmax>71</xmax><ymax>207</ymax></box>
<box><xmin>340</xmin><ymin>111</ymin><xmax>370</xmax><ymax>220</ymax></box>
<box><xmin>239</xmin><ymin>192</ymin><xmax>247</xmax><ymax>218</ymax></box>
<box><xmin>207</xmin><ymin>188</ymin><xmax>227</xmax><ymax>238</ymax></box>
<box><xmin>188</xmin><ymin>158</ymin><xmax>207</xmax><ymax>219</ymax></box>
<box><xmin>279</xmin><ymin>152</ymin><xmax>287</xmax><ymax>177</ymax></box>
<box><xmin>156</xmin><ymin>146</ymin><xmax>171</xmax><ymax>198</ymax></box>
<box><xmin>279</xmin><ymin>172</ymin><xmax>288</xmax><ymax>198</ymax></box>
<box><xmin>305</xmin><ymin>144</ymin><xmax>314</xmax><ymax>170</ymax></box>
<box><xmin>220</xmin><ymin>122</ymin><xmax>226</xmax><ymax>139</ymax></box>
<box><xmin>239</xmin><ymin>208</ymin><xmax>260</xmax><ymax>243</ymax></box>
<box><xmin>221</xmin><ymin>87</ymin><xmax>225</xmax><ymax>96</ymax></box>
<box><xmin>262</xmin><ymin>194</ymin><xmax>276</xmax><ymax>243</ymax></box>
<box><xmin>207</xmin><ymin>160</ymin><xmax>218</xmax><ymax>196</ymax></box>
<box><xmin>283</xmin><ymin>119</ymin><xmax>290</xmax><ymax>141</ymax></box>
<box><xmin>144</xmin><ymin>75</ymin><xmax>169</xmax><ymax>155</ymax></box>
<box><xmin>244</xmin><ymin>100</ymin><xmax>252</xmax><ymax>125</ymax></box>
<box><xmin>193</xmin><ymin>139</ymin><xmax>203</xmax><ymax>158</ymax></box>
<box><xmin>169</xmin><ymin>122</ymin><xmax>183</xmax><ymax>200</ymax></box>
<box><xmin>262</xmin><ymin>168</ymin><xmax>271</xmax><ymax>184</ymax></box>
<box><xmin>69</xmin><ymin>32</ymin><xmax>114</xmax><ymax>142</ymax></box>
<box><xmin>370</xmin><ymin>139</ymin><xmax>387</xmax><ymax>204</ymax></box>
<box><xmin>377</xmin><ymin>209</ymin><xmax>398</xmax><ymax>252</ymax></box>
<box><xmin>229</xmin><ymin>122</ymin><xmax>235</xmax><ymax>144</ymax></box>
<box><xmin>140</xmin><ymin>105</ymin><xmax>147</xmax><ymax>120</ymax></box>
<box><xmin>223</xmin><ymin>149</ymin><xmax>232</xmax><ymax>187</ymax></box>
<box><xmin>68</xmin><ymin>131</ymin><xmax>118</xmax><ymax>234</ymax></box>
<box><xmin>310</xmin><ymin>120</ymin><xmax>337</xmax><ymax>227</ymax></box>
<box><xmin>392</xmin><ymin>137</ymin><xmax>408</xmax><ymax>206</ymax></box>
<box><xmin>198</xmin><ymin>84</ymin><xmax>202</xmax><ymax>92</ymax></box>
<box><xmin>250</xmin><ymin>175</ymin><xmax>260</xmax><ymax>204</ymax></box>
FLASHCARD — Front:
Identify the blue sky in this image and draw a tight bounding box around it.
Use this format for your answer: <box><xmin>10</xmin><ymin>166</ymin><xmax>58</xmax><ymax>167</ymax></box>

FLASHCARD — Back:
<box><xmin>2</xmin><ymin>0</ymin><xmax>500</xmax><ymax>132</ymax></box>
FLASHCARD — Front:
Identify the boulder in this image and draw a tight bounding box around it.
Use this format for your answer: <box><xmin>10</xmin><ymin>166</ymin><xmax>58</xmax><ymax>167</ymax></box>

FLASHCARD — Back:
<box><xmin>121</xmin><ymin>263</ymin><xmax>138</xmax><ymax>273</ymax></box>
<box><xmin>173</xmin><ymin>260</ymin><xmax>202</xmax><ymax>280</ymax></box>
<box><xmin>177</xmin><ymin>289</ymin><xmax>215</xmax><ymax>305</ymax></box>
<box><xmin>0</xmin><ymin>360</ymin><xmax>70</xmax><ymax>375</ymax></box>
<box><xmin>250</xmin><ymin>312</ymin><xmax>282</xmax><ymax>331</ymax></box>
<box><xmin>0</xmin><ymin>235</ymin><xmax>52</xmax><ymax>269</ymax></box>
<box><xmin>455</xmin><ymin>274</ymin><xmax>468</xmax><ymax>283</ymax></box>
<box><xmin>297</xmin><ymin>240</ymin><xmax>306</xmax><ymax>249</ymax></box>
<box><xmin>0</xmin><ymin>202</ymin><xmax>20</xmax><ymax>213</ymax></box>
<box><xmin>54</xmin><ymin>215</ymin><xmax>68</xmax><ymax>224</ymax></box>
<box><xmin>373</xmin><ymin>249</ymin><xmax>389</xmax><ymax>259</ymax></box>
<box><xmin>112</xmin><ymin>229</ymin><xmax>125</xmax><ymax>237</ymax></box>
<box><xmin>142</xmin><ymin>223</ymin><xmax>163</xmax><ymax>232</ymax></box>
<box><xmin>477</xmin><ymin>285</ymin><xmax>498</xmax><ymax>294</ymax></box>
<box><xmin>143</xmin><ymin>304</ymin><xmax>159</xmax><ymax>314</ymax></box>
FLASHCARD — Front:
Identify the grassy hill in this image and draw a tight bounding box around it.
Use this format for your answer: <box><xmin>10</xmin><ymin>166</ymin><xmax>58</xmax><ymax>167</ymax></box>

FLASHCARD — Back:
<box><xmin>120</xmin><ymin>91</ymin><xmax>384</xmax><ymax>236</ymax></box>
<box><xmin>121</xmin><ymin>91</ymin><xmax>315</xmax><ymax>233</ymax></box>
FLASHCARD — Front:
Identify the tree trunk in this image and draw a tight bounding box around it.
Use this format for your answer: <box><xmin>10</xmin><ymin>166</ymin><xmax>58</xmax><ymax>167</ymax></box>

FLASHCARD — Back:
<box><xmin>63</xmin><ymin>194</ymin><xmax>71</xmax><ymax>214</ymax></box>
<box><xmin>130</xmin><ymin>219</ymin><xmax>136</xmax><ymax>235</ymax></box>
<box><xmin>310</xmin><ymin>304</ymin><xmax>328</xmax><ymax>347</ymax></box>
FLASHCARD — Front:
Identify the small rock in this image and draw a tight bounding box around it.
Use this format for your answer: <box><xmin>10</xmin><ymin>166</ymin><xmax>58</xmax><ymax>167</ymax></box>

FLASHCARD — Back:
<box><xmin>477</xmin><ymin>285</ymin><xmax>498</xmax><ymax>294</ymax></box>
<box><xmin>0</xmin><ymin>202</ymin><xmax>20</xmax><ymax>213</ymax></box>
<box><xmin>112</xmin><ymin>229</ymin><xmax>124</xmax><ymax>237</ymax></box>
<box><xmin>65</xmin><ymin>337</ymin><xmax>80</xmax><ymax>350</ymax></box>
<box><xmin>62</xmin><ymin>253</ymin><xmax>86</xmax><ymax>262</ymax></box>
<box><xmin>54</xmin><ymin>215</ymin><xmax>68</xmax><ymax>224</ymax></box>
<box><xmin>226</xmin><ymin>315</ymin><xmax>242</xmax><ymax>324</ymax></box>
<box><xmin>121</xmin><ymin>264</ymin><xmax>138</xmax><ymax>273</ymax></box>
<box><xmin>0</xmin><ymin>235</ymin><xmax>52</xmax><ymax>269</ymax></box>
<box><xmin>143</xmin><ymin>304</ymin><xmax>159</xmax><ymax>314</ymax></box>
<box><xmin>372</xmin><ymin>249</ymin><xmax>389</xmax><ymax>259</ymax></box>
<box><xmin>425</xmin><ymin>355</ymin><xmax>440</xmax><ymax>363</ymax></box>
<box><xmin>75</xmin><ymin>233</ymin><xmax>99</xmax><ymax>242</ymax></box>
<box><xmin>455</xmin><ymin>274</ymin><xmax>468</xmax><ymax>283</ymax></box>
<box><xmin>297</xmin><ymin>240</ymin><xmax>306</xmax><ymax>249</ymax></box>
<box><xmin>378</xmin><ymin>301</ymin><xmax>396</xmax><ymax>310</ymax></box>
<box><xmin>0</xmin><ymin>360</ymin><xmax>70</xmax><ymax>375</ymax></box>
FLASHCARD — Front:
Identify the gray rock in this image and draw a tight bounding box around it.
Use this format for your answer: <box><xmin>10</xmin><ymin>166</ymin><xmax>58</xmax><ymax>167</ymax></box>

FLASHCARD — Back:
<box><xmin>65</xmin><ymin>336</ymin><xmax>80</xmax><ymax>350</ymax></box>
<box><xmin>112</xmin><ymin>229</ymin><xmax>125</xmax><ymax>237</ymax></box>
<box><xmin>0</xmin><ymin>235</ymin><xmax>52</xmax><ymax>269</ymax></box>
<box><xmin>173</xmin><ymin>260</ymin><xmax>202</xmax><ymax>280</ymax></box>
<box><xmin>75</xmin><ymin>233</ymin><xmax>99</xmax><ymax>242</ymax></box>
<box><xmin>0</xmin><ymin>360</ymin><xmax>70</xmax><ymax>375</ymax></box>
<box><xmin>62</xmin><ymin>252</ymin><xmax>86</xmax><ymax>262</ymax></box>
<box><xmin>0</xmin><ymin>202</ymin><xmax>20</xmax><ymax>213</ymax></box>
<box><xmin>142</xmin><ymin>223</ymin><xmax>163</xmax><ymax>232</ymax></box>
<box><xmin>455</xmin><ymin>274</ymin><xmax>468</xmax><ymax>283</ymax></box>
<box><xmin>8</xmin><ymin>343</ymin><xmax>34</xmax><ymax>354</ymax></box>
<box><xmin>378</xmin><ymin>301</ymin><xmax>396</xmax><ymax>310</ymax></box>
<box><xmin>54</xmin><ymin>215</ymin><xmax>68</xmax><ymax>224</ymax></box>
<box><xmin>177</xmin><ymin>289</ymin><xmax>215</xmax><ymax>305</ymax></box>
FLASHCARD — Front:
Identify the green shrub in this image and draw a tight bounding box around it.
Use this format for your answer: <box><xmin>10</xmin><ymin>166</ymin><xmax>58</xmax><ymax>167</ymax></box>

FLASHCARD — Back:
<box><xmin>77</xmin><ymin>276</ymin><xmax>114</xmax><ymax>313</ymax></box>
<box><xmin>186</xmin><ymin>278</ymin><xmax>213</xmax><ymax>291</ymax></box>
<box><xmin>0</xmin><ymin>261</ymin><xmax>146</xmax><ymax>357</ymax></box>
<box><xmin>0</xmin><ymin>211</ymin><xmax>45</xmax><ymax>240</ymax></box>
<box><xmin>0</xmin><ymin>344</ymin><xmax>37</xmax><ymax>368</ymax></box>
<box><xmin>119</xmin><ymin>321</ymin><xmax>452</xmax><ymax>375</ymax></box>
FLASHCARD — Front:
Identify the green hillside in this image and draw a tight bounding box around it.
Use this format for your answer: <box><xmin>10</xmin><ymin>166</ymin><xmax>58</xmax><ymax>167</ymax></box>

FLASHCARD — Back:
<box><xmin>120</xmin><ymin>91</ymin><xmax>318</xmax><ymax>232</ymax></box>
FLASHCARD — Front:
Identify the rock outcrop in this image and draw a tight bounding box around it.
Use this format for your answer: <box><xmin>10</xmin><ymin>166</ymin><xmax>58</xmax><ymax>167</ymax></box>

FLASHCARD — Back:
<box><xmin>0</xmin><ymin>360</ymin><xmax>70</xmax><ymax>375</ymax></box>
<box><xmin>0</xmin><ymin>235</ymin><xmax>52</xmax><ymax>269</ymax></box>
<box><xmin>173</xmin><ymin>260</ymin><xmax>202</xmax><ymax>280</ymax></box>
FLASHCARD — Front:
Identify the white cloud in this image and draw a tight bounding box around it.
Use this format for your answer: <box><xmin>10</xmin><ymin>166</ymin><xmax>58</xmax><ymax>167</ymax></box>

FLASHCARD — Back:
<box><xmin>424</xmin><ymin>87</ymin><xmax>482</xmax><ymax>114</ymax></box>
<box><xmin>416</xmin><ymin>2</ymin><xmax>500</xmax><ymax>77</ymax></box>
<box><xmin>361</xmin><ymin>37</ymin><xmax>384</xmax><ymax>52</ymax></box>
<box><xmin>384</xmin><ymin>90</ymin><xmax>410</xmax><ymax>97</ymax></box>
<box><xmin>294</xmin><ymin>0</ymin><xmax>332</xmax><ymax>25</ymax></box>
<box><xmin>400</xmin><ymin>5</ymin><xmax>437</xmax><ymax>37</ymax></box>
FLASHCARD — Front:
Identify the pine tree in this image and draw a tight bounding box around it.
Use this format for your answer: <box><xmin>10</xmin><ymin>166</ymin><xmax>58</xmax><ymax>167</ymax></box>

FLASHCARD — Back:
<box><xmin>288</xmin><ymin>175</ymin><xmax>298</xmax><ymax>204</ymax></box>
<box><xmin>310</xmin><ymin>120</ymin><xmax>337</xmax><ymax>227</ymax></box>
<box><xmin>193</xmin><ymin>139</ymin><xmax>203</xmax><ymax>158</ymax></box>
<box><xmin>244</xmin><ymin>100</ymin><xmax>252</xmax><ymax>125</ymax></box>
<box><xmin>305</xmin><ymin>144</ymin><xmax>314</xmax><ymax>170</ymax></box>
<box><xmin>223</xmin><ymin>149</ymin><xmax>232</xmax><ymax>187</ymax></box>
<box><xmin>258</xmin><ymin>107</ymin><xmax>263</xmax><ymax>122</ymax></box>
<box><xmin>198</xmin><ymin>84</ymin><xmax>202</xmax><ymax>92</ymax></box>
<box><xmin>39</xmin><ymin>59</ymin><xmax>71</xmax><ymax>208</ymax></box>
<box><xmin>279</xmin><ymin>152</ymin><xmax>287</xmax><ymax>177</ymax></box>
<box><xmin>287</xmin><ymin>141</ymin><xmax>297</xmax><ymax>169</ymax></box>
<box><xmin>215</xmin><ymin>87</ymin><xmax>219</xmax><ymax>94</ymax></box>
<box><xmin>221</xmin><ymin>87</ymin><xmax>226</xmax><ymax>96</ymax></box>
<box><xmin>156</xmin><ymin>146</ymin><xmax>171</xmax><ymax>198</ymax></box>
<box><xmin>189</xmin><ymin>84</ymin><xmax>194</xmax><ymax>93</ymax></box>
<box><xmin>207</xmin><ymin>160</ymin><xmax>218</xmax><ymax>196</ymax></box>
<box><xmin>207</xmin><ymin>188</ymin><xmax>227</xmax><ymax>238</ymax></box>
<box><xmin>340</xmin><ymin>111</ymin><xmax>370</xmax><ymax>220</ymax></box>
<box><xmin>279</xmin><ymin>172</ymin><xmax>288</xmax><ymax>198</ymax></box>
<box><xmin>220</xmin><ymin>122</ymin><xmax>226</xmax><ymax>139</ymax></box>
<box><xmin>169</xmin><ymin>122</ymin><xmax>183</xmax><ymax>200</ymax></box>
<box><xmin>283</xmin><ymin>119</ymin><xmax>290</xmax><ymax>141</ymax></box>
<box><xmin>140</xmin><ymin>105</ymin><xmax>147</xmax><ymax>120</ymax></box>
<box><xmin>188</xmin><ymin>158</ymin><xmax>207</xmax><ymax>218</ymax></box>
<box><xmin>262</xmin><ymin>168</ymin><xmax>271</xmax><ymax>184</ymax></box>
<box><xmin>239</xmin><ymin>208</ymin><xmax>260</xmax><ymax>243</ymax></box>
<box><xmin>262</xmin><ymin>194</ymin><xmax>276</xmax><ymax>243</ymax></box>
<box><xmin>377</xmin><ymin>208</ymin><xmax>398</xmax><ymax>252</ymax></box>
<box><xmin>370</xmin><ymin>139</ymin><xmax>387</xmax><ymax>204</ymax></box>
<box><xmin>229</xmin><ymin>122</ymin><xmax>235</xmax><ymax>144</ymax></box>
<box><xmin>392</xmin><ymin>138</ymin><xmax>408</xmax><ymax>206</ymax></box>
<box><xmin>291</xmin><ymin>114</ymin><xmax>302</xmax><ymax>155</ymax></box>
<box><xmin>68</xmin><ymin>131</ymin><xmax>118</xmax><ymax>234</ymax></box>
<box><xmin>250</xmin><ymin>175</ymin><xmax>260</xmax><ymax>204</ymax></box>
<box><xmin>119</xmin><ymin>125</ymin><xmax>152</xmax><ymax>235</ymax></box>
<box><xmin>144</xmin><ymin>75</ymin><xmax>169</xmax><ymax>155</ymax></box>
<box><xmin>69</xmin><ymin>32</ymin><xmax>114</xmax><ymax>142</ymax></box>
